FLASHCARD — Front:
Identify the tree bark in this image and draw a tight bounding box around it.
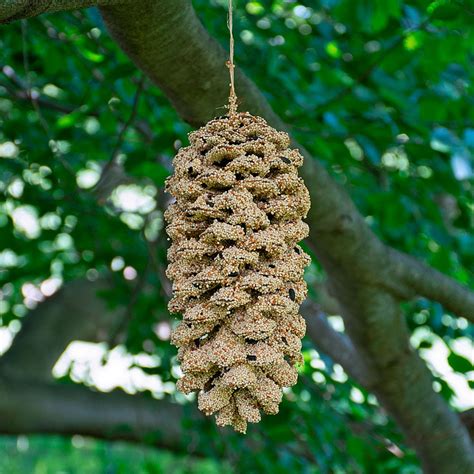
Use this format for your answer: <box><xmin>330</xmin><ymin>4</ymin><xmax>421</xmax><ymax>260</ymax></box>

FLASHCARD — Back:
<box><xmin>0</xmin><ymin>0</ymin><xmax>127</xmax><ymax>23</ymax></box>
<box><xmin>388</xmin><ymin>249</ymin><xmax>474</xmax><ymax>321</ymax></box>
<box><xmin>0</xmin><ymin>374</ymin><xmax>203</xmax><ymax>455</ymax></box>
<box><xmin>302</xmin><ymin>300</ymin><xmax>376</xmax><ymax>388</ymax></box>
<box><xmin>331</xmin><ymin>281</ymin><xmax>474</xmax><ymax>474</ymax></box>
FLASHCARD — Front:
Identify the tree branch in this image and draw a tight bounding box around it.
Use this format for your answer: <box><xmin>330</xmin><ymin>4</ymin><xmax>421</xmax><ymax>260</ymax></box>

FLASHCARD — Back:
<box><xmin>461</xmin><ymin>409</ymin><xmax>474</xmax><ymax>440</ymax></box>
<box><xmin>0</xmin><ymin>374</ymin><xmax>204</xmax><ymax>455</ymax></box>
<box><xmin>388</xmin><ymin>249</ymin><xmax>474</xmax><ymax>322</ymax></box>
<box><xmin>301</xmin><ymin>300</ymin><xmax>376</xmax><ymax>389</ymax></box>
<box><xmin>329</xmin><ymin>279</ymin><xmax>474</xmax><ymax>473</ymax></box>
<box><xmin>0</xmin><ymin>0</ymin><xmax>129</xmax><ymax>23</ymax></box>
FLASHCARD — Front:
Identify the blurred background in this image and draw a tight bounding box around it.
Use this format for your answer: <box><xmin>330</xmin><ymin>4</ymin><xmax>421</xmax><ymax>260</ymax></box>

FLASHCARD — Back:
<box><xmin>0</xmin><ymin>0</ymin><xmax>473</xmax><ymax>472</ymax></box>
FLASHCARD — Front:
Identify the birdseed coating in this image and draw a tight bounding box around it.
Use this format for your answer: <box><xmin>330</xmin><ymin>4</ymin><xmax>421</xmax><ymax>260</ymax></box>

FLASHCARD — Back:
<box><xmin>165</xmin><ymin>112</ymin><xmax>311</xmax><ymax>433</ymax></box>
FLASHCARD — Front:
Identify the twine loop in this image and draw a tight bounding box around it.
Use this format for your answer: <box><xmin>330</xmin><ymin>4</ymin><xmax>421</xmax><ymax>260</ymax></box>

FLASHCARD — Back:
<box><xmin>227</xmin><ymin>0</ymin><xmax>238</xmax><ymax>116</ymax></box>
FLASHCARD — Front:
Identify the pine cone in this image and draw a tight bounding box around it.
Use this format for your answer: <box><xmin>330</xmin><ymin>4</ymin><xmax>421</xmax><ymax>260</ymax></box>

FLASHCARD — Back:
<box><xmin>165</xmin><ymin>112</ymin><xmax>311</xmax><ymax>433</ymax></box>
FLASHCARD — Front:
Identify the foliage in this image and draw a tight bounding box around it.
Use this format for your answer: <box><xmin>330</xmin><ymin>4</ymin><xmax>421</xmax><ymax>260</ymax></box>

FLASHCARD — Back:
<box><xmin>0</xmin><ymin>435</ymin><xmax>226</xmax><ymax>474</ymax></box>
<box><xmin>0</xmin><ymin>0</ymin><xmax>472</xmax><ymax>472</ymax></box>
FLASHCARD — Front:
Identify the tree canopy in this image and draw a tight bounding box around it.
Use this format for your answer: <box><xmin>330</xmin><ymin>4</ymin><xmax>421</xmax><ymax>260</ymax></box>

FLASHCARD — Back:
<box><xmin>0</xmin><ymin>1</ymin><xmax>473</xmax><ymax>473</ymax></box>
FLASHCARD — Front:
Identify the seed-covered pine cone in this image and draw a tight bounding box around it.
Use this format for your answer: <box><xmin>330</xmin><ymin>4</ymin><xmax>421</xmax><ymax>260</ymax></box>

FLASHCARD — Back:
<box><xmin>165</xmin><ymin>112</ymin><xmax>311</xmax><ymax>433</ymax></box>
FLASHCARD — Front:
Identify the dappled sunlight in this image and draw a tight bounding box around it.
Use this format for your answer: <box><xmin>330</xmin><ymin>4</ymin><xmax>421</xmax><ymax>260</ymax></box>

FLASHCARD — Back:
<box><xmin>411</xmin><ymin>327</ymin><xmax>474</xmax><ymax>410</ymax></box>
<box><xmin>111</xmin><ymin>184</ymin><xmax>156</xmax><ymax>214</ymax></box>
<box><xmin>0</xmin><ymin>327</ymin><xmax>13</xmax><ymax>355</ymax></box>
<box><xmin>76</xmin><ymin>168</ymin><xmax>100</xmax><ymax>189</ymax></box>
<box><xmin>11</xmin><ymin>205</ymin><xmax>41</xmax><ymax>239</ymax></box>
<box><xmin>52</xmin><ymin>341</ymin><xmax>176</xmax><ymax>398</ymax></box>
<box><xmin>0</xmin><ymin>141</ymin><xmax>19</xmax><ymax>158</ymax></box>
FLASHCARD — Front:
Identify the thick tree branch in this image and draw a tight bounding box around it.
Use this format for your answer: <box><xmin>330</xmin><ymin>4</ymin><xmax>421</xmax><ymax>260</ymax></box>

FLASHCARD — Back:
<box><xmin>461</xmin><ymin>409</ymin><xmax>474</xmax><ymax>440</ymax></box>
<box><xmin>311</xmin><ymin>281</ymin><xmax>342</xmax><ymax>315</ymax></box>
<box><xmin>0</xmin><ymin>374</ymin><xmax>203</xmax><ymax>455</ymax></box>
<box><xmin>330</xmin><ymin>280</ymin><xmax>474</xmax><ymax>473</ymax></box>
<box><xmin>0</xmin><ymin>0</ymin><xmax>128</xmax><ymax>23</ymax></box>
<box><xmin>389</xmin><ymin>249</ymin><xmax>474</xmax><ymax>322</ymax></box>
<box><xmin>301</xmin><ymin>300</ymin><xmax>376</xmax><ymax>389</ymax></box>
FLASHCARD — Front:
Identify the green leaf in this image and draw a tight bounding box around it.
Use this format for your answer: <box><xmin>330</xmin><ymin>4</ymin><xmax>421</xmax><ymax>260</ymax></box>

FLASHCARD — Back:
<box><xmin>447</xmin><ymin>351</ymin><xmax>473</xmax><ymax>373</ymax></box>
<box><xmin>326</xmin><ymin>41</ymin><xmax>342</xmax><ymax>59</ymax></box>
<box><xmin>56</xmin><ymin>111</ymin><xmax>82</xmax><ymax>129</ymax></box>
<box><xmin>81</xmin><ymin>49</ymin><xmax>105</xmax><ymax>63</ymax></box>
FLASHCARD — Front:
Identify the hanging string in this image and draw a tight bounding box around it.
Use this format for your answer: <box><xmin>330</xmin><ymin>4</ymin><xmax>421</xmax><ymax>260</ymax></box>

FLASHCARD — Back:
<box><xmin>226</xmin><ymin>0</ymin><xmax>238</xmax><ymax>116</ymax></box>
